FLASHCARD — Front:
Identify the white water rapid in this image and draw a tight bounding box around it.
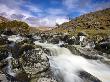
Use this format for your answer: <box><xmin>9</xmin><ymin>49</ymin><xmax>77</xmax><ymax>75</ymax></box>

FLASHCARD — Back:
<box><xmin>5</xmin><ymin>52</ymin><xmax>16</xmax><ymax>77</ymax></box>
<box><xmin>34</xmin><ymin>41</ymin><xmax>110</xmax><ymax>82</ymax></box>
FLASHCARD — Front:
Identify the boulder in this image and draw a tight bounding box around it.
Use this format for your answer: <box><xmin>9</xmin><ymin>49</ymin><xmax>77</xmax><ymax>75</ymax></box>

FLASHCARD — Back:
<box><xmin>2</xmin><ymin>28</ymin><xmax>15</xmax><ymax>36</ymax></box>
<box><xmin>0</xmin><ymin>45</ymin><xmax>8</xmax><ymax>61</ymax></box>
<box><xmin>20</xmin><ymin>47</ymin><xmax>53</xmax><ymax>81</ymax></box>
<box><xmin>77</xmin><ymin>32</ymin><xmax>87</xmax><ymax>36</ymax></box>
<box><xmin>95</xmin><ymin>41</ymin><xmax>110</xmax><ymax>54</ymax></box>
<box><xmin>37</xmin><ymin>77</ymin><xmax>57</xmax><ymax>82</ymax></box>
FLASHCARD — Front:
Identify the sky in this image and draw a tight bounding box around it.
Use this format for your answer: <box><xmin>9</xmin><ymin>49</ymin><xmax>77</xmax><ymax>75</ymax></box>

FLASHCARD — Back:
<box><xmin>0</xmin><ymin>0</ymin><xmax>110</xmax><ymax>27</ymax></box>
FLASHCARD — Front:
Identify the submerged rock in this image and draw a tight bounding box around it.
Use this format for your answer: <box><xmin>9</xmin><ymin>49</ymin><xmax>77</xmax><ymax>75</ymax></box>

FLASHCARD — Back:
<box><xmin>79</xmin><ymin>71</ymin><xmax>101</xmax><ymax>82</ymax></box>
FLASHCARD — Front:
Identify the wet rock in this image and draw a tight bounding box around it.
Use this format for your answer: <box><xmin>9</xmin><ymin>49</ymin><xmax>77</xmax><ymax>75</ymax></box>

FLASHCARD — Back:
<box><xmin>0</xmin><ymin>36</ymin><xmax>9</xmax><ymax>45</ymax></box>
<box><xmin>77</xmin><ymin>32</ymin><xmax>87</xmax><ymax>36</ymax></box>
<box><xmin>77</xmin><ymin>32</ymin><xmax>88</xmax><ymax>46</ymax></box>
<box><xmin>20</xmin><ymin>47</ymin><xmax>52</xmax><ymax>81</ymax></box>
<box><xmin>67</xmin><ymin>36</ymin><xmax>76</xmax><ymax>45</ymax></box>
<box><xmin>79</xmin><ymin>71</ymin><xmax>101</xmax><ymax>82</ymax></box>
<box><xmin>0</xmin><ymin>45</ymin><xmax>8</xmax><ymax>61</ymax></box>
<box><xmin>50</xmin><ymin>35</ymin><xmax>61</xmax><ymax>44</ymax></box>
<box><xmin>10</xmin><ymin>39</ymin><xmax>35</xmax><ymax>58</ymax></box>
<box><xmin>95</xmin><ymin>41</ymin><xmax>110</xmax><ymax>54</ymax></box>
<box><xmin>2</xmin><ymin>28</ymin><xmax>15</xmax><ymax>36</ymax></box>
<box><xmin>41</xmin><ymin>33</ymin><xmax>50</xmax><ymax>43</ymax></box>
<box><xmin>66</xmin><ymin>45</ymin><xmax>104</xmax><ymax>60</ymax></box>
<box><xmin>7</xmin><ymin>35</ymin><xmax>25</xmax><ymax>42</ymax></box>
<box><xmin>37</xmin><ymin>77</ymin><xmax>57</xmax><ymax>82</ymax></box>
<box><xmin>0</xmin><ymin>74</ymin><xmax>8</xmax><ymax>82</ymax></box>
<box><xmin>61</xmin><ymin>34</ymin><xmax>70</xmax><ymax>43</ymax></box>
<box><xmin>19</xmin><ymin>43</ymin><xmax>35</xmax><ymax>55</ymax></box>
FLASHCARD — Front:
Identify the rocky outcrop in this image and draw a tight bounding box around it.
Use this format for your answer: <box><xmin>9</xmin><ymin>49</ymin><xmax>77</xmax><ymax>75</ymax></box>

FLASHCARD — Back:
<box><xmin>0</xmin><ymin>31</ymin><xmax>110</xmax><ymax>82</ymax></box>
<box><xmin>95</xmin><ymin>37</ymin><xmax>110</xmax><ymax>54</ymax></box>
<box><xmin>66</xmin><ymin>45</ymin><xmax>110</xmax><ymax>65</ymax></box>
<box><xmin>0</xmin><ymin>34</ymin><xmax>57</xmax><ymax>82</ymax></box>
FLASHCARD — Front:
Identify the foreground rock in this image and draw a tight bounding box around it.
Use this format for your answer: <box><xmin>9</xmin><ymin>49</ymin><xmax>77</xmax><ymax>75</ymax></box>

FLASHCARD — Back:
<box><xmin>66</xmin><ymin>45</ymin><xmax>110</xmax><ymax>65</ymax></box>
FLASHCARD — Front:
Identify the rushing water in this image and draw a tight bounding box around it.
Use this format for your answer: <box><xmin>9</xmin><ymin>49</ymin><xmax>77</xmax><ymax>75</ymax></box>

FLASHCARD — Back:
<box><xmin>5</xmin><ymin>52</ymin><xmax>16</xmax><ymax>77</ymax></box>
<box><xmin>34</xmin><ymin>41</ymin><xmax>110</xmax><ymax>82</ymax></box>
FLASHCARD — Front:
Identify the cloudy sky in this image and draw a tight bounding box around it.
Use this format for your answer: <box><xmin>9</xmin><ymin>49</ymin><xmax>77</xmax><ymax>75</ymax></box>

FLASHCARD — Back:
<box><xmin>0</xmin><ymin>0</ymin><xmax>110</xmax><ymax>27</ymax></box>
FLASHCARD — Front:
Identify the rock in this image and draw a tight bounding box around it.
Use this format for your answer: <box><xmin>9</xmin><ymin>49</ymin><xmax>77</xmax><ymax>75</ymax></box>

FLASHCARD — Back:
<box><xmin>50</xmin><ymin>35</ymin><xmax>61</xmax><ymax>44</ymax></box>
<box><xmin>2</xmin><ymin>28</ymin><xmax>15</xmax><ymax>36</ymax></box>
<box><xmin>41</xmin><ymin>33</ymin><xmax>50</xmax><ymax>43</ymax></box>
<box><xmin>95</xmin><ymin>41</ymin><xmax>110</xmax><ymax>54</ymax></box>
<box><xmin>10</xmin><ymin>39</ymin><xmax>35</xmax><ymax>58</ymax></box>
<box><xmin>61</xmin><ymin>34</ymin><xmax>70</xmax><ymax>43</ymax></box>
<box><xmin>20</xmin><ymin>47</ymin><xmax>52</xmax><ymax>81</ymax></box>
<box><xmin>0</xmin><ymin>36</ymin><xmax>9</xmax><ymax>45</ymax></box>
<box><xmin>79</xmin><ymin>71</ymin><xmax>101</xmax><ymax>82</ymax></box>
<box><xmin>68</xmin><ymin>36</ymin><xmax>76</xmax><ymax>45</ymax></box>
<box><xmin>77</xmin><ymin>32</ymin><xmax>87</xmax><ymax>36</ymax></box>
<box><xmin>33</xmin><ymin>35</ymin><xmax>41</xmax><ymax>41</ymax></box>
<box><xmin>19</xmin><ymin>43</ymin><xmax>35</xmax><ymax>55</ymax></box>
<box><xmin>94</xmin><ymin>36</ymin><xmax>110</xmax><ymax>54</ymax></box>
<box><xmin>37</xmin><ymin>77</ymin><xmax>57</xmax><ymax>82</ymax></box>
<box><xmin>76</xmin><ymin>32</ymin><xmax>88</xmax><ymax>46</ymax></box>
<box><xmin>85</xmin><ymin>40</ymin><xmax>95</xmax><ymax>49</ymax></box>
<box><xmin>0</xmin><ymin>74</ymin><xmax>8</xmax><ymax>82</ymax></box>
<box><xmin>15</xmin><ymin>70</ymin><xmax>29</xmax><ymax>81</ymax></box>
<box><xmin>0</xmin><ymin>45</ymin><xmax>8</xmax><ymax>61</ymax></box>
<box><xmin>7</xmin><ymin>35</ymin><xmax>25</xmax><ymax>42</ymax></box>
<box><xmin>66</xmin><ymin>45</ymin><xmax>104</xmax><ymax>60</ymax></box>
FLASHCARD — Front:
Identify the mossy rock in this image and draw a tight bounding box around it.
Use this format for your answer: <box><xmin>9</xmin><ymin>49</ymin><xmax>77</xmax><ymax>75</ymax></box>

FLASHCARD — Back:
<box><xmin>19</xmin><ymin>39</ymin><xmax>33</xmax><ymax>44</ymax></box>
<box><xmin>15</xmin><ymin>70</ymin><xmax>30</xmax><ymax>81</ymax></box>
<box><xmin>0</xmin><ymin>45</ymin><xmax>8</xmax><ymax>61</ymax></box>
<box><xmin>77</xmin><ymin>32</ymin><xmax>87</xmax><ymax>36</ymax></box>
<box><xmin>0</xmin><ymin>37</ymin><xmax>8</xmax><ymax>45</ymax></box>
<box><xmin>95</xmin><ymin>42</ymin><xmax>110</xmax><ymax>54</ymax></box>
<box><xmin>18</xmin><ymin>43</ymin><xmax>35</xmax><ymax>56</ymax></box>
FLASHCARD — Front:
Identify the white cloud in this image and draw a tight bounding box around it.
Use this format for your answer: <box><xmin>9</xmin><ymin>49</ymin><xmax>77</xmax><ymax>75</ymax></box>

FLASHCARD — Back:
<box><xmin>0</xmin><ymin>0</ymin><xmax>32</xmax><ymax>19</ymax></box>
<box><xmin>47</xmin><ymin>8</ymin><xmax>66</xmax><ymax>15</ymax></box>
<box><xmin>0</xmin><ymin>4</ymin><xmax>14</xmax><ymax>16</ymax></box>
<box><xmin>25</xmin><ymin>5</ymin><xmax>43</xmax><ymax>13</ymax></box>
<box><xmin>0</xmin><ymin>0</ymin><xmax>69</xmax><ymax>27</ymax></box>
<box><xmin>63</xmin><ymin>0</ymin><xmax>79</xmax><ymax>9</ymax></box>
<box><xmin>90</xmin><ymin>2</ymin><xmax>110</xmax><ymax>11</ymax></box>
<box><xmin>0</xmin><ymin>0</ymin><xmax>109</xmax><ymax>27</ymax></box>
<box><xmin>63</xmin><ymin>0</ymin><xmax>110</xmax><ymax>10</ymax></box>
<box><xmin>25</xmin><ymin>15</ymin><xmax>69</xmax><ymax>27</ymax></box>
<box><xmin>41</xmin><ymin>16</ymin><xmax>69</xmax><ymax>27</ymax></box>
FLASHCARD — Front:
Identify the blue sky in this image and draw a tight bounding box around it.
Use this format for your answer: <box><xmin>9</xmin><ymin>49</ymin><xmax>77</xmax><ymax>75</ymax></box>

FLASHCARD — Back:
<box><xmin>0</xmin><ymin>0</ymin><xmax>110</xmax><ymax>27</ymax></box>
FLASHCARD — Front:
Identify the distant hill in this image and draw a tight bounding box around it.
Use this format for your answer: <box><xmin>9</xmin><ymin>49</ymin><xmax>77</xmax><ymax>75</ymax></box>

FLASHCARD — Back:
<box><xmin>0</xmin><ymin>16</ymin><xmax>51</xmax><ymax>35</ymax></box>
<box><xmin>36</xmin><ymin>27</ymin><xmax>52</xmax><ymax>31</ymax></box>
<box><xmin>0</xmin><ymin>16</ymin><xmax>9</xmax><ymax>23</ymax></box>
<box><xmin>51</xmin><ymin>8</ymin><xmax>110</xmax><ymax>37</ymax></box>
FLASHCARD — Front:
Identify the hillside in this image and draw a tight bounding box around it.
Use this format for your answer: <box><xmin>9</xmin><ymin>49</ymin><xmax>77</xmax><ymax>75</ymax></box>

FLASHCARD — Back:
<box><xmin>62</xmin><ymin>8</ymin><xmax>110</xmax><ymax>29</ymax></box>
<box><xmin>0</xmin><ymin>16</ymin><xmax>9</xmax><ymax>23</ymax></box>
<box><xmin>0</xmin><ymin>16</ymin><xmax>52</xmax><ymax>35</ymax></box>
<box><xmin>0</xmin><ymin>17</ymin><xmax>30</xmax><ymax>35</ymax></box>
<box><xmin>1</xmin><ymin>8</ymin><xmax>110</xmax><ymax>37</ymax></box>
<box><xmin>35</xmin><ymin>27</ymin><xmax>52</xmax><ymax>31</ymax></box>
<box><xmin>51</xmin><ymin>8</ymin><xmax>110</xmax><ymax>38</ymax></box>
